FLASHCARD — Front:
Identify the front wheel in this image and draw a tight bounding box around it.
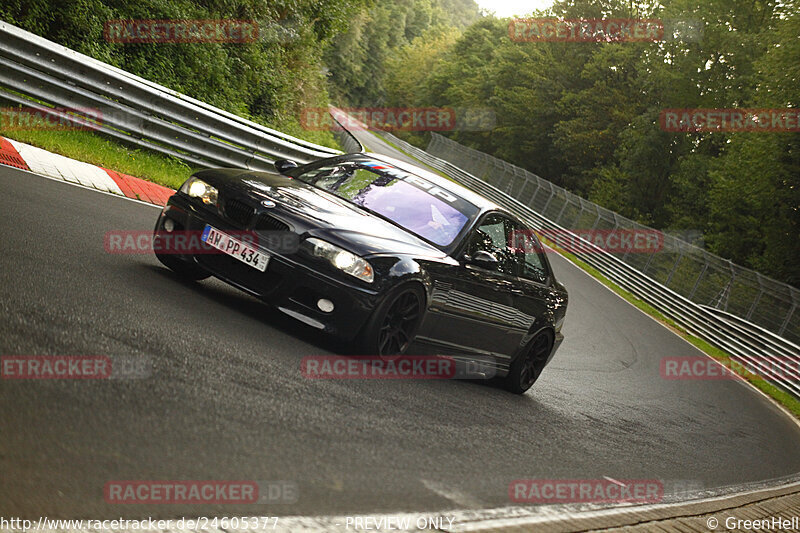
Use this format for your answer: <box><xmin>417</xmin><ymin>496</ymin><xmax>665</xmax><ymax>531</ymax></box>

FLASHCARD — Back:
<box><xmin>356</xmin><ymin>285</ymin><xmax>425</xmax><ymax>357</ymax></box>
<box><xmin>503</xmin><ymin>330</ymin><xmax>553</xmax><ymax>394</ymax></box>
<box><xmin>153</xmin><ymin>230</ymin><xmax>210</xmax><ymax>281</ymax></box>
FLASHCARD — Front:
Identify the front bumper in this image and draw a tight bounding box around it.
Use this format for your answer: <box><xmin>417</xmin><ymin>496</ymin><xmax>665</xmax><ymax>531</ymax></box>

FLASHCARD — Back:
<box><xmin>156</xmin><ymin>195</ymin><xmax>380</xmax><ymax>341</ymax></box>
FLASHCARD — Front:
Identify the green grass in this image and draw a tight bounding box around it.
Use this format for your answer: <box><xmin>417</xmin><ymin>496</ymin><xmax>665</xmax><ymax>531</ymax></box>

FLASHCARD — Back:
<box><xmin>546</xmin><ymin>240</ymin><xmax>800</xmax><ymax>420</ymax></box>
<box><xmin>0</xmin><ymin>105</ymin><xmax>342</xmax><ymax>189</ymax></box>
<box><xmin>274</xmin><ymin>119</ymin><xmax>341</xmax><ymax>152</ymax></box>
<box><xmin>1</xmin><ymin>126</ymin><xmax>196</xmax><ymax>190</ymax></box>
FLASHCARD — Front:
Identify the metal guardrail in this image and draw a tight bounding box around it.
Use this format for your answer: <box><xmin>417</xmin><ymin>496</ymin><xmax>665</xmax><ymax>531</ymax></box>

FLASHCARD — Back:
<box><xmin>329</xmin><ymin>107</ymin><xmax>363</xmax><ymax>154</ymax></box>
<box><xmin>1</xmin><ymin>18</ymin><xmax>794</xmax><ymax>397</ymax></box>
<box><xmin>0</xmin><ymin>21</ymin><xmax>362</xmax><ymax>170</ymax></box>
<box><xmin>373</xmin><ymin>130</ymin><xmax>800</xmax><ymax>398</ymax></box>
<box><xmin>426</xmin><ymin>134</ymin><xmax>800</xmax><ymax>347</ymax></box>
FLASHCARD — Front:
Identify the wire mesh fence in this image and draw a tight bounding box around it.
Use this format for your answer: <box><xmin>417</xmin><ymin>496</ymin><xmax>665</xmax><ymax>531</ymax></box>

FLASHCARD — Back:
<box><xmin>426</xmin><ymin>133</ymin><xmax>800</xmax><ymax>345</ymax></box>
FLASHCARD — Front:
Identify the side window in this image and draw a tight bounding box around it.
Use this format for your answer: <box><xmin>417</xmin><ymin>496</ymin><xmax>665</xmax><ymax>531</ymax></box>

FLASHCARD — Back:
<box><xmin>467</xmin><ymin>214</ymin><xmax>521</xmax><ymax>276</ymax></box>
<box><xmin>468</xmin><ymin>215</ymin><xmax>504</xmax><ymax>255</ymax></box>
<box><xmin>509</xmin><ymin>226</ymin><xmax>549</xmax><ymax>283</ymax></box>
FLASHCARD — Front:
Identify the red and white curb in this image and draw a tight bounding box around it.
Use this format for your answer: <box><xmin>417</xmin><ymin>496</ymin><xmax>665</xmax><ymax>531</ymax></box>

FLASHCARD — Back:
<box><xmin>0</xmin><ymin>136</ymin><xmax>174</xmax><ymax>206</ymax></box>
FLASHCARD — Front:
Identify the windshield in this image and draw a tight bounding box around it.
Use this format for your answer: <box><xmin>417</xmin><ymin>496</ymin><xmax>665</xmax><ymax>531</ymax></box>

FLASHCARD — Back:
<box><xmin>296</xmin><ymin>161</ymin><xmax>478</xmax><ymax>246</ymax></box>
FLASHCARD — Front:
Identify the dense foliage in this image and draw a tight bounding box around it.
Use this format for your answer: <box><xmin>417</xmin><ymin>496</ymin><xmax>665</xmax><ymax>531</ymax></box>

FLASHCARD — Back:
<box><xmin>1</xmin><ymin>0</ymin><xmax>796</xmax><ymax>284</ymax></box>
<box><xmin>326</xmin><ymin>0</ymin><xmax>799</xmax><ymax>285</ymax></box>
<box><xmin>0</xmin><ymin>0</ymin><xmax>370</xmax><ymax>146</ymax></box>
<box><xmin>323</xmin><ymin>0</ymin><xmax>481</xmax><ymax>105</ymax></box>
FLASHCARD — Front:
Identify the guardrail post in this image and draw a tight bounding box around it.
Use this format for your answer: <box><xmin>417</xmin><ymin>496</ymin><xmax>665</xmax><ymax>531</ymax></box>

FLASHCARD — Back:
<box><xmin>664</xmin><ymin>247</ymin><xmax>684</xmax><ymax>286</ymax></box>
<box><xmin>746</xmin><ymin>276</ymin><xmax>766</xmax><ymax>321</ymax></box>
<box><xmin>620</xmin><ymin>224</ymin><xmax>638</xmax><ymax>264</ymax></box>
<box><xmin>479</xmin><ymin>154</ymin><xmax>491</xmax><ymax>180</ymax></box>
<box><xmin>570</xmin><ymin>205</ymin><xmax>583</xmax><ymax>230</ymax></box>
<box><xmin>541</xmin><ymin>184</ymin><xmax>556</xmax><ymax>214</ymax></box>
<box><xmin>779</xmin><ymin>304</ymin><xmax>796</xmax><ymax>336</ymax></box>
<box><xmin>520</xmin><ymin>175</ymin><xmax>536</xmax><ymax>206</ymax></box>
<box><xmin>712</xmin><ymin>262</ymin><xmax>736</xmax><ymax>311</ymax></box>
<box><xmin>611</xmin><ymin>213</ymin><xmax>621</xmax><ymax>231</ymax></box>
<box><xmin>641</xmin><ymin>248</ymin><xmax>657</xmax><ymax>274</ymax></box>
<box><xmin>554</xmin><ymin>197</ymin><xmax>570</xmax><ymax>225</ymax></box>
<box><xmin>590</xmin><ymin>205</ymin><xmax>602</xmax><ymax>230</ymax></box>
<box><xmin>688</xmin><ymin>261</ymin><xmax>709</xmax><ymax>301</ymax></box>
<box><xmin>504</xmin><ymin>168</ymin><xmax>515</xmax><ymax>194</ymax></box>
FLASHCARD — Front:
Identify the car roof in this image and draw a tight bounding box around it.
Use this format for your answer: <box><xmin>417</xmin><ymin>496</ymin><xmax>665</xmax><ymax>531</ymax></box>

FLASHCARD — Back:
<box><xmin>341</xmin><ymin>152</ymin><xmax>501</xmax><ymax>213</ymax></box>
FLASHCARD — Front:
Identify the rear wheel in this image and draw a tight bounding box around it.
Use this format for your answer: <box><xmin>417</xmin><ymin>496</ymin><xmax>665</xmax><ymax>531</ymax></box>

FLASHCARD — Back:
<box><xmin>503</xmin><ymin>331</ymin><xmax>553</xmax><ymax>394</ymax></box>
<box><xmin>357</xmin><ymin>285</ymin><xmax>425</xmax><ymax>357</ymax></box>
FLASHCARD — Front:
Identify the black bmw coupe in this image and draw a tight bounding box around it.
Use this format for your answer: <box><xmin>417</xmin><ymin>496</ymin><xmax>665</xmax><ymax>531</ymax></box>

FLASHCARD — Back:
<box><xmin>154</xmin><ymin>153</ymin><xmax>568</xmax><ymax>393</ymax></box>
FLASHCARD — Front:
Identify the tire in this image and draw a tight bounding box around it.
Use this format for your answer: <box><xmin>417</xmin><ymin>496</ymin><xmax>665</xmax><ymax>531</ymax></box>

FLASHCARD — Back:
<box><xmin>503</xmin><ymin>330</ymin><xmax>554</xmax><ymax>394</ymax></box>
<box><xmin>356</xmin><ymin>284</ymin><xmax>425</xmax><ymax>357</ymax></box>
<box><xmin>153</xmin><ymin>231</ymin><xmax>210</xmax><ymax>281</ymax></box>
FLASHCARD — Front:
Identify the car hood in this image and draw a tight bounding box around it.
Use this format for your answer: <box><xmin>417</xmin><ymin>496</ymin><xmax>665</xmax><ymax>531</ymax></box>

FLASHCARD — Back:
<box><xmin>195</xmin><ymin>168</ymin><xmax>450</xmax><ymax>259</ymax></box>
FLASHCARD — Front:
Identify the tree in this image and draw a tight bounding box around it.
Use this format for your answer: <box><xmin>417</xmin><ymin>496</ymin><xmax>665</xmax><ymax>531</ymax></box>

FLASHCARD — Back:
<box><xmin>324</xmin><ymin>0</ymin><xmax>481</xmax><ymax>106</ymax></box>
<box><xmin>706</xmin><ymin>3</ymin><xmax>800</xmax><ymax>283</ymax></box>
<box><xmin>0</xmin><ymin>0</ymin><xmax>369</xmax><ymax>145</ymax></box>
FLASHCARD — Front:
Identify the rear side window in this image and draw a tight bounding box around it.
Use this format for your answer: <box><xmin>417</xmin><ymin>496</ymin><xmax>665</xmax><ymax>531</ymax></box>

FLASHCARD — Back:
<box><xmin>509</xmin><ymin>224</ymin><xmax>549</xmax><ymax>283</ymax></box>
<box><xmin>468</xmin><ymin>214</ymin><xmax>549</xmax><ymax>282</ymax></box>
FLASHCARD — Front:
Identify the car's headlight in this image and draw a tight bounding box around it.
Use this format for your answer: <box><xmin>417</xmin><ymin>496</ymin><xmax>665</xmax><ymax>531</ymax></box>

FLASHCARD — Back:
<box><xmin>180</xmin><ymin>177</ymin><xmax>218</xmax><ymax>205</ymax></box>
<box><xmin>305</xmin><ymin>238</ymin><xmax>374</xmax><ymax>283</ymax></box>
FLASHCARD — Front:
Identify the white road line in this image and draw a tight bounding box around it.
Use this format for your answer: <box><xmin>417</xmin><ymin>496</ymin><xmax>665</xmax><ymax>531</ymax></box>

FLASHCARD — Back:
<box><xmin>0</xmin><ymin>164</ymin><xmax>161</xmax><ymax>209</ymax></box>
<box><xmin>422</xmin><ymin>479</ymin><xmax>482</xmax><ymax>508</ymax></box>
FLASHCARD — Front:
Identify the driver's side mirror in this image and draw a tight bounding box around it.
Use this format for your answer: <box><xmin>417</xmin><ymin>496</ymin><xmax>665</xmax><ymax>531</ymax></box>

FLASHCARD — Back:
<box><xmin>464</xmin><ymin>250</ymin><xmax>500</xmax><ymax>270</ymax></box>
<box><xmin>274</xmin><ymin>159</ymin><xmax>299</xmax><ymax>175</ymax></box>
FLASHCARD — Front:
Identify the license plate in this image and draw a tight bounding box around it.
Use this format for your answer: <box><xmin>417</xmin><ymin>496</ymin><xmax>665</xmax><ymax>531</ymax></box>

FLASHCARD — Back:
<box><xmin>201</xmin><ymin>225</ymin><xmax>269</xmax><ymax>272</ymax></box>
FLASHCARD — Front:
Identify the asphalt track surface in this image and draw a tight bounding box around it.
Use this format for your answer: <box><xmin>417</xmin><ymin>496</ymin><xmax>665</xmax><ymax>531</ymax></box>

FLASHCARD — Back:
<box><xmin>2</xmin><ymin>137</ymin><xmax>800</xmax><ymax>519</ymax></box>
